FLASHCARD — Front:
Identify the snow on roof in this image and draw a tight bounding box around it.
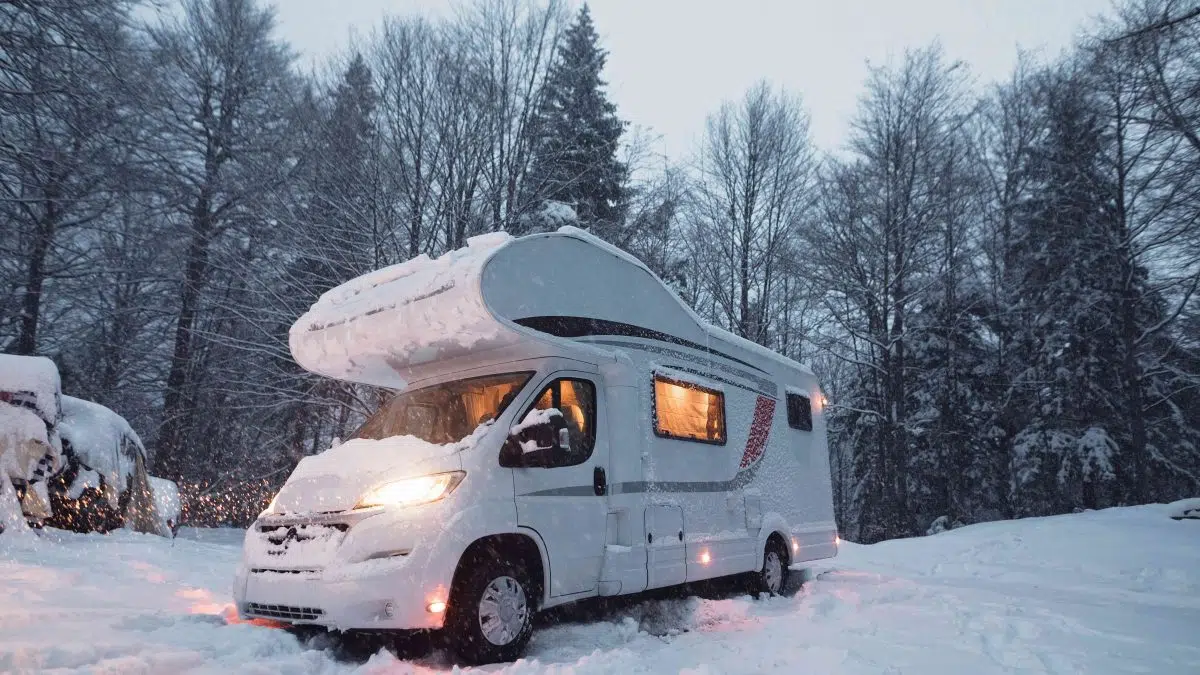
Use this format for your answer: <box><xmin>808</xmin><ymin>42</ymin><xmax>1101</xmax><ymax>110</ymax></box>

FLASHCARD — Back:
<box><xmin>58</xmin><ymin>395</ymin><xmax>143</xmax><ymax>495</ymax></box>
<box><xmin>0</xmin><ymin>354</ymin><xmax>61</xmax><ymax>424</ymax></box>
<box><xmin>705</xmin><ymin>326</ymin><xmax>815</xmax><ymax>377</ymax></box>
<box><xmin>289</xmin><ymin>225</ymin><xmax>814</xmax><ymax>388</ymax></box>
<box><xmin>289</xmin><ymin>232</ymin><xmax>520</xmax><ymax>388</ymax></box>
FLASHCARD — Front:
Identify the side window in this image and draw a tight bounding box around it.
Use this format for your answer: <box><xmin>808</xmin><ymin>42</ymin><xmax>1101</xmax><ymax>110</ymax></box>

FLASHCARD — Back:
<box><xmin>786</xmin><ymin>393</ymin><xmax>812</xmax><ymax>431</ymax></box>
<box><xmin>653</xmin><ymin>374</ymin><xmax>726</xmax><ymax>445</ymax></box>
<box><xmin>520</xmin><ymin>378</ymin><xmax>597</xmax><ymax>467</ymax></box>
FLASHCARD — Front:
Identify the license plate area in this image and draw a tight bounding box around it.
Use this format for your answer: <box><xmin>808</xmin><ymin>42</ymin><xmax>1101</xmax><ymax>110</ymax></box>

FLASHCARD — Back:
<box><xmin>249</xmin><ymin>522</ymin><xmax>349</xmax><ymax>568</ymax></box>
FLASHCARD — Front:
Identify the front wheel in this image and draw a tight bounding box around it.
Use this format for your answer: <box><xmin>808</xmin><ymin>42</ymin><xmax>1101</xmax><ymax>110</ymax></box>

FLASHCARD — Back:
<box><xmin>444</xmin><ymin>557</ymin><xmax>534</xmax><ymax>665</ymax></box>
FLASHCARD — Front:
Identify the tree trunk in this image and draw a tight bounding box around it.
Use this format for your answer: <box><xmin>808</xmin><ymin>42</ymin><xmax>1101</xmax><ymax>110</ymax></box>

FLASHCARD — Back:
<box><xmin>156</xmin><ymin>196</ymin><xmax>213</xmax><ymax>481</ymax></box>
<box><xmin>14</xmin><ymin>202</ymin><xmax>58</xmax><ymax>355</ymax></box>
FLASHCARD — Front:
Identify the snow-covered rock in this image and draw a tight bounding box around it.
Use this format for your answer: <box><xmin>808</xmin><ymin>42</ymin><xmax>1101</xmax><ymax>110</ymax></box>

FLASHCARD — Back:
<box><xmin>1167</xmin><ymin>497</ymin><xmax>1200</xmax><ymax>520</ymax></box>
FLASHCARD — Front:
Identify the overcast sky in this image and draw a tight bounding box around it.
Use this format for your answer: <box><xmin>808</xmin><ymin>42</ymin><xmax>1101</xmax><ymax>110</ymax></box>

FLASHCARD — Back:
<box><xmin>268</xmin><ymin>0</ymin><xmax>1116</xmax><ymax>158</ymax></box>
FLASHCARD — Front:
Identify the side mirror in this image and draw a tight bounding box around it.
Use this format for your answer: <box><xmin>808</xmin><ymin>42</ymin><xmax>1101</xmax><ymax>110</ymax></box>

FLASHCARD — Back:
<box><xmin>499</xmin><ymin>408</ymin><xmax>569</xmax><ymax>468</ymax></box>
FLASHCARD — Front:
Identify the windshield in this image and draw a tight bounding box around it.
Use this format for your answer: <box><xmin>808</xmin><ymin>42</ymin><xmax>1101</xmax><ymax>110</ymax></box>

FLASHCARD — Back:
<box><xmin>352</xmin><ymin>371</ymin><xmax>533</xmax><ymax>445</ymax></box>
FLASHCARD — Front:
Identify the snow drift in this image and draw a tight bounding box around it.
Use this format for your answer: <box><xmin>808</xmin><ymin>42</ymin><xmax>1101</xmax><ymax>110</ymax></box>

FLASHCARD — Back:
<box><xmin>1</xmin><ymin>503</ymin><xmax>1196</xmax><ymax>672</ymax></box>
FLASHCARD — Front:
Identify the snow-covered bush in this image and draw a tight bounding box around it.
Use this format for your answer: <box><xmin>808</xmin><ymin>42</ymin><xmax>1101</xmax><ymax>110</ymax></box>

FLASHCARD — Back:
<box><xmin>926</xmin><ymin>515</ymin><xmax>966</xmax><ymax>535</ymax></box>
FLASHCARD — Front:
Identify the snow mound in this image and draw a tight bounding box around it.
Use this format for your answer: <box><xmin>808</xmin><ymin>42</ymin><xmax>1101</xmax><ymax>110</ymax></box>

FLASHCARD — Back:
<box><xmin>1167</xmin><ymin>497</ymin><xmax>1200</xmax><ymax>520</ymax></box>
<box><xmin>150</xmin><ymin>476</ymin><xmax>182</xmax><ymax>527</ymax></box>
<box><xmin>289</xmin><ymin>232</ymin><xmax>517</xmax><ymax>389</ymax></box>
<box><xmin>0</xmin><ymin>405</ymin><xmax>56</xmax><ymax>485</ymax></box>
<box><xmin>58</xmin><ymin>395</ymin><xmax>143</xmax><ymax>495</ymax></box>
<box><xmin>0</xmin><ymin>474</ymin><xmax>31</xmax><ymax>536</ymax></box>
<box><xmin>0</xmin><ymin>404</ymin><xmax>49</xmax><ymax>450</ymax></box>
<box><xmin>0</xmin><ymin>353</ymin><xmax>61</xmax><ymax>423</ymax></box>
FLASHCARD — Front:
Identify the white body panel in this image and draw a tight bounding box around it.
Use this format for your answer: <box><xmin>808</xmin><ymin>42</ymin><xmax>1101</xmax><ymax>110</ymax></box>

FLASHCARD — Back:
<box><xmin>235</xmin><ymin>228</ymin><xmax>837</xmax><ymax>631</ymax></box>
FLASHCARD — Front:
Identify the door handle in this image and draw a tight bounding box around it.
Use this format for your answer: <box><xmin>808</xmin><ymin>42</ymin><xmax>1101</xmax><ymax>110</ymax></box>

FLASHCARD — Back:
<box><xmin>593</xmin><ymin>466</ymin><xmax>607</xmax><ymax>496</ymax></box>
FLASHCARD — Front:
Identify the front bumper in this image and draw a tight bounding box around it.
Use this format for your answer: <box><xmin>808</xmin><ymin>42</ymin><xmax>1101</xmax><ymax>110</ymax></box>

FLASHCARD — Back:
<box><xmin>234</xmin><ymin>506</ymin><xmax>457</xmax><ymax>631</ymax></box>
<box><xmin>236</xmin><ymin>559</ymin><xmax>445</xmax><ymax>630</ymax></box>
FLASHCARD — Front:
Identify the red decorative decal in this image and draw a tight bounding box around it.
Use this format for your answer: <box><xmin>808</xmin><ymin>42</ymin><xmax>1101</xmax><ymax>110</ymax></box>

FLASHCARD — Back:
<box><xmin>739</xmin><ymin>396</ymin><xmax>776</xmax><ymax>468</ymax></box>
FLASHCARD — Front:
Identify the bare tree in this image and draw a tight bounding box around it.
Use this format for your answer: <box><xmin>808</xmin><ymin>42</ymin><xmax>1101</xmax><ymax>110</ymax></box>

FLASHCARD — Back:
<box><xmin>0</xmin><ymin>0</ymin><xmax>136</xmax><ymax>354</ymax></box>
<box><xmin>455</xmin><ymin>0</ymin><xmax>566</xmax><ymax>232</ymax></box>
<box><xmin>147</xmin><ymin>0</ymin><xmax>301</xmax><ymax>481</ymax></box>
<box><xmin>686</xmin><ymin>81</ymin><xmax>818</xmax><ymax>347</ymax></box>
<box><xmin>808</xmin><ymin>45</ymin><xmax>975</xmax><ymax>542</ymax></box>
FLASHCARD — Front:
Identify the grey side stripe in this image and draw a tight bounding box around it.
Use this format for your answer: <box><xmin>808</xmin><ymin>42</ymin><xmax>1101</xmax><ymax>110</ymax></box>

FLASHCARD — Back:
<box><xmin>520</xmin><ymin>472</ymin><xmax>762</xmax><ymax>498</ymax></box>
<box><xmin>519</xmin><ymin>485</ymin><xmax>599</xmax><ymax>497</ymax></box>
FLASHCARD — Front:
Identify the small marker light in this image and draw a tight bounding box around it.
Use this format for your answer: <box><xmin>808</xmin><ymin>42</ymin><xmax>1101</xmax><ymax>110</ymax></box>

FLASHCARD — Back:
<box><xmin>792</xmin><ymin>538</ymin><xmax>799</xmax><ymax>553</ymax></box>
<box><xmin>700</xmin><ymin>551</ymin><xmax>711</xmax><ymax>565</ymax></box>
<box><xmin>427</xmin><ymin>601</ymin><xmax>447</xmax><ymax>614</ymax></box>
<box><xmin>383</xmin><ymin>601</ymin><xmax>395</xmax><ymax>618</ymax></box>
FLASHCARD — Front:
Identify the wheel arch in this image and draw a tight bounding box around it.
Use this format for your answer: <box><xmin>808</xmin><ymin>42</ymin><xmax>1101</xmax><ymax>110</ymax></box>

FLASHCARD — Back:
<box><xmin>449</xmin><ymin>529</ymin><xmax>549</xmax><ymax>611</ymax></box>
<box><xmin>757</xmin><ymin>512</ymin><xmax>794</xmax><ymax>567</ymax></box>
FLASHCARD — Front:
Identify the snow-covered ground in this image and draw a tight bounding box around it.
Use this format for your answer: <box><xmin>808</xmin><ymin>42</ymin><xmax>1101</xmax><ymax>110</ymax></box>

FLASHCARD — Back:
<box><xmin>1</xmin><ymin>504</ymin><xmax>1197</xmax><ymax>674</ymax></box>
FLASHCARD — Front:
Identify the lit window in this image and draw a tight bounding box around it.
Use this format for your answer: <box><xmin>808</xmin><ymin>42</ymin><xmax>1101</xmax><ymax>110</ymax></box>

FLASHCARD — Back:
<box><xmin>653</xmin><ymin>375</ymin><xmax>726</xmax><ymax>444</ymax></box>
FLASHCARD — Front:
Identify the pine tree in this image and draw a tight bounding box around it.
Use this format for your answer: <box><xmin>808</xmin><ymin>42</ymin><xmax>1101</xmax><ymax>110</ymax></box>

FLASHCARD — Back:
<box><xmin>1006</xmin><ymin>71</ymin><xmax>1125</xmax><ymax>514</ymax></box>
<box><xmin>524</xmin><ymin>4</ymin><xmax>627</xmax><ymax>238</ymax></box>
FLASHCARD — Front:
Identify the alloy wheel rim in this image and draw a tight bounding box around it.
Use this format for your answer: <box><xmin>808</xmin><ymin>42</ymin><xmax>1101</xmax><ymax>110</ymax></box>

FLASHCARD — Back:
<box><xmin>764</xmin><ymin>551</ymin><xmax>783</xmax><ymax>592</ymax></box>
<box><xmin>478</xmin><ymin>575</ymin><xmax>528</xmax><ymax>646</ymax></box>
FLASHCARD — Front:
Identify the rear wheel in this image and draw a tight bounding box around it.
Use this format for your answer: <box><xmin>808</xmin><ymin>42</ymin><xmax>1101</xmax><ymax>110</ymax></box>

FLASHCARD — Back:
<box><xmin>752</xmin><ymin>537</ymin><xmax>790</xmax><ymax>596</ymax></box>
<box><xmin>445</xmin><ymin>556</ymin><xmax>534</xmax><ymax>665</ymax></box>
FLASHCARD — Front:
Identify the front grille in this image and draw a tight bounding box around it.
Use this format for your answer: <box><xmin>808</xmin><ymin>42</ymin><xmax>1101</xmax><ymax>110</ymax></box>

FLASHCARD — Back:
<box><xmin>243</xmin><ymin>602</ymin><xmax>324</xmax><ymax>621</ymax></box>
<box><xmin>257</xmin><ymin>522</ymin><xmax>349</xmax><ymax>533</ymax></box>
<box><xmin>256</xmin><ymin>522</ymin><xmax>349</xmax><ymax>558</ymax></box>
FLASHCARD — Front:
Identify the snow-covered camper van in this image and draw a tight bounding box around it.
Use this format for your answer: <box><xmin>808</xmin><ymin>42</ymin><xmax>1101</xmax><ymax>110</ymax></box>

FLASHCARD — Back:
<box><xmin>234</xmin><ymin>228</ymin><xmax>838</xmax><ymax>663</ymax></box>
<box><xmin>0</xmin><ymin>354</ymin><xmax>64</xmax><ymax>530</ymax></box>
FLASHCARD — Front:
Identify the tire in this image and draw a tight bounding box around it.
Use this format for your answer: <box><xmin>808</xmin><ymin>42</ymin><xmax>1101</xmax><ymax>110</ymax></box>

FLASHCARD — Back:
<box><xmin>751</xmin><ymin>537</ymin><xmax>790</xmax><ymax>596</ymax></box>
<box><xmin>445</xmin><ymin>555</ymin><xmax>535</xmax><ymax>665</ymax></box>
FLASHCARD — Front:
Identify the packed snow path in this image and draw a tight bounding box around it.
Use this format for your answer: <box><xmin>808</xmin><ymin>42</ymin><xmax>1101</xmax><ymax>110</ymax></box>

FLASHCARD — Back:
<box><xmin>1</xmin><ymin>505</ymin><xmax>1197</xmax><ymax>674</ymax></box>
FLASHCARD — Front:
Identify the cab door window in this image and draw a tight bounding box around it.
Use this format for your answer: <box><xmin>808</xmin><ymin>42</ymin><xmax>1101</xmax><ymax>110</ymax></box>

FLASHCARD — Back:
<box><xmin>518</xmin><ymin>378</ymin><xmax>597</xmax><ymax>467</ymax></box>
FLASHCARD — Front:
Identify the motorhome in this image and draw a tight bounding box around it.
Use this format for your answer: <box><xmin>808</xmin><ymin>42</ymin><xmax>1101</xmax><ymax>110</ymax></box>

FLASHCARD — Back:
<box><xmin>234</xmin><ymin>227</ymin><xmax>838</xmax><ymax>664</ymax></box>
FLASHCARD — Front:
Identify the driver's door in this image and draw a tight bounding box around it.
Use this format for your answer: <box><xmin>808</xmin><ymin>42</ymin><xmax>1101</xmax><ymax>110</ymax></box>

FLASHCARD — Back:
<box><xmin>510</xmin><ymin>370</ymin><xmax>609</xmax><ymax>598</ymax></box>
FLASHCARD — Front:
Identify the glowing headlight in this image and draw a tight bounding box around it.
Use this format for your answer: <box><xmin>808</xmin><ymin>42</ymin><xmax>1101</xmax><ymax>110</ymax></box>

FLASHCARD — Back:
<box><xmin>357</xmin><ymin>471</ymin><xmax>466</xmax><ymax>509</ymax></box>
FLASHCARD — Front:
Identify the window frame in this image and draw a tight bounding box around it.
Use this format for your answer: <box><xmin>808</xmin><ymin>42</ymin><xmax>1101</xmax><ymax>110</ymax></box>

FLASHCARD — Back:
<box><xmin>651</xmin><ymin>373</ymin><xmax>728</xmax><ymax>446</ymax></box>
<box><xmin>513</xmin><ymin>376</ymin><xmax>598</xmax><ymax>468</ymax></box>
<box><xmin>786</xmin><ymin>392</ymin><xmax>813</xmax><ymax>431</ymax></box>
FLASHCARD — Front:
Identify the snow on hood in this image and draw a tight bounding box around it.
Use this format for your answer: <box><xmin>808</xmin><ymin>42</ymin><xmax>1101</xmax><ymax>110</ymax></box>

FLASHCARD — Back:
<box><xmin>0</xmin><ymin>353</ymin><xmax>61</xmax><ymax>425</ymax></box>
<box><xmin>58</xmin><ymin>396</ymin><xmax>143</xmax><ymax>495</ymax></box>
<box><xmin>288</xmin><ymin>232</ymin><xmax>520</xmax><ymax>389</ymax></box>
<box><xmin>271</xmin><ymin>423</ymin><xmax>490</xmax><ymax>515</ymax></box>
